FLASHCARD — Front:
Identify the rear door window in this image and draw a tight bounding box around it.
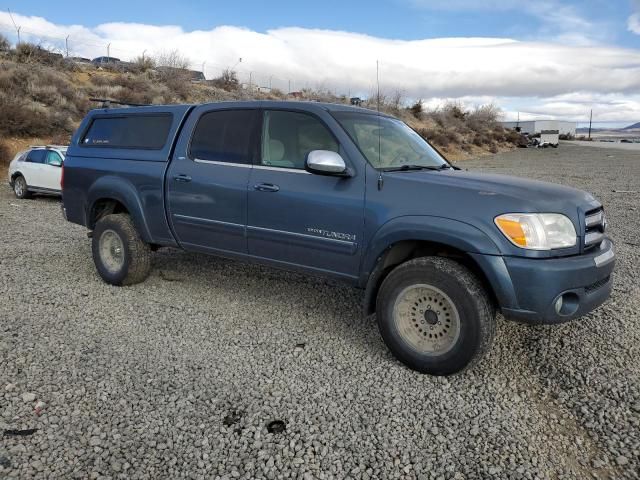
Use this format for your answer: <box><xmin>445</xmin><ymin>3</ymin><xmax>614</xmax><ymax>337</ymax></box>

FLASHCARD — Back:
<box><xmin>45</xmin><ymin>151</ymin><xmax>63</xmax><ymax>166</ymax></box>
<box><xmin>26</xmin><ymin>150</ymin><xmax>46</xmax><ymax>163</ymax></box>
<box><xmin>82</xmin><ymin>114</ymin><xmax>173</xmax><ymax>149</ymax></box>
<box><xmin>189</xmin><ymin>109</ymin><xmax>256</xmax><ymax>164</ymax></box>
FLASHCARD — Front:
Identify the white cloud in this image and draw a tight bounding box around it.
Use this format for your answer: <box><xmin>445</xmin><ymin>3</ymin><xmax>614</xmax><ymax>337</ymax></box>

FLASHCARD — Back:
<box><xmin>629</xmin><ymin>13</ymin><xmax>640</xmax><ymax>34</ymax></box>
<box><xmin>410</xmin><ymin>0</ymin><xmax>597</xmax><ymax>44</ymax></box>
<box><xmin>1</xmin><ymin>11</ymin><xmax>639</xmax><ymax>122</ymax></box>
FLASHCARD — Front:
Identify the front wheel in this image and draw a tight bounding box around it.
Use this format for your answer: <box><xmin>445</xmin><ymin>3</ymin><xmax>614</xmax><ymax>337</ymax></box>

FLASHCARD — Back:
<box><xmin>376</xmin><ymin>257</ymin><xmax>495</xmax><ymax>375</ymax></box>
<box><xmin>92</xmin><ymin>213</ymin><xmax>151</xmax><ymax>286</ymax></box>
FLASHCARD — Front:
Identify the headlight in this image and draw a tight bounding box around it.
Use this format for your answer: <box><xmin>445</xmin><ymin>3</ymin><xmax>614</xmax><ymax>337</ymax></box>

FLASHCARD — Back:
<box><xmin>494</xmin><ymin>213</ymin><xmax>577</xmax><ymax>250</ymax></box>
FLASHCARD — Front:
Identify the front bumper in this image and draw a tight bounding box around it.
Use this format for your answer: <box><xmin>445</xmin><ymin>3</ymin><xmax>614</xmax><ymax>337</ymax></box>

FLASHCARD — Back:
<box><xmin>484</xmin><ymin>239</ymin><xmax>615</xmax><ymax>324</ymax></box>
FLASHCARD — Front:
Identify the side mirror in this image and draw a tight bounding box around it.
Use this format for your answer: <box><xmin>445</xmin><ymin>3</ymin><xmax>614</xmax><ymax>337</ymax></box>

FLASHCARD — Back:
<box><xmin>49</xmin><ymin>158</ymin><xmax>63</xmax><ymax>167</ymax></box>
<box><xmin>305</xmin><ymin>150</ymin><xmax>350</xmax><ymax>176</ymax></box>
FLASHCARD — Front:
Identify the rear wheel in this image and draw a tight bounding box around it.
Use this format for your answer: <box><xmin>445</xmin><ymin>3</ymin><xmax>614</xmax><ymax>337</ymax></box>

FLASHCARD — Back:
<box><xmin>13</xmin><ymin>175</ymin><xmax>31</xmax><ymax>199</ymax></box>
<box><xmin>376</xmin><ymin>256</ymin><xmax>495</xmax><ymax>375</ymax></box>
<box><xmin>92</xmin><ymin>213</ymin><xmax>151</xmax><ymax>286</ymax></box>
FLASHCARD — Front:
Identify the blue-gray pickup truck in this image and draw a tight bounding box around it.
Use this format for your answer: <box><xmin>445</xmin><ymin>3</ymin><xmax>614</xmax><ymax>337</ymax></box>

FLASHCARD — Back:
<box><xmin>62</xmin><ymin>101</ymin><xmax>615</xmax><ymax>375</ymax></box>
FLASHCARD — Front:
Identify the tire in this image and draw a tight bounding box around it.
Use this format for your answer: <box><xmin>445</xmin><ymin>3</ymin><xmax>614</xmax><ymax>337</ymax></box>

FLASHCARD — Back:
<box><xmin>13</xmin><ymin>175</ymin><xmax>32</xmax><ymax>199</ymax></box>
<box><xmin>91</xmin><ymin>213</ymin><xmax>151</xmax><ymax>286</ymax></box>
<box><xmin>376</xmin><ymin>257</ymin><xmax>495</xmax><ymax>375</ymax></box>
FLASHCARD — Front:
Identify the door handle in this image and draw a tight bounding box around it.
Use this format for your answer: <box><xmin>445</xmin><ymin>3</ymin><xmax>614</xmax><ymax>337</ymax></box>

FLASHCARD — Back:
<box><xmin>254</xmin><ymin>183</ymin><xmax>280</xmax><ymax>192</ymax></box>
<box><xmin>174</xmin><ymin>174</ymin><xmax>192</xmax><ymax>183</ymax></box>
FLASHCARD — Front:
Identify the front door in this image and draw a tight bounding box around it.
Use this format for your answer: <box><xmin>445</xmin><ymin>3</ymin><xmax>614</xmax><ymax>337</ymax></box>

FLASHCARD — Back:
<box><xmin>247</xmin><ymin>109</ymin><xmax>365</xmax><ymax>279</ymax></box>
<box><xmin>167</xmin><ymin>108</ymin><xmax>259</xmax><ymax>254</ymax></box>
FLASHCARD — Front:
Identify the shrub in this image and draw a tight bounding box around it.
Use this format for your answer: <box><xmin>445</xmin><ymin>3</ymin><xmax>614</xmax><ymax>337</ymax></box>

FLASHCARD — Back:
<box><xmin>0</xmin><ymin>97</ymin><xmax>53</xmax><ymax>136</ymax></box>
<box><xmin>409</xmin><ymin>100</ymin><xmax>423</xmax><ymax>119</ymax></box>
<box><xmin>505</xmin><ymin>129</ymin><xmax>523</xmax><ymax>144</ymax></box>
<box><xmin>389</xmin><ymin>89</ymin><xmax>404</xmax><ymax>112</ymax></box>
<box><xmin>133</xmin><ymin>55</ymin><xmax>156</xmax><ymax>72</ymax></box>
<box><xmin>466</xmin><ymin>104</ymin><xmax>500</xmax><ymax>130</ymax></box>
<box><xmin>0</xmin><ymin>62</ymin><xmax>88</xmax><ymax>136</ymax></box>
<box><xmin>422</xmin><ymin>129</ymin><xmax>450</xmax><ymax>148</ymax></box>
<box><xmin>14</xmin><ymin>42</ymin><xmax>63</xmax><ymax>66</ymax></box>
<box><xmin>0</xmin><ymin>140</ymin><xmax>11</xmax><ymax>170</ymax></box>
<box><xmin>489</xmin><ymin>130</ymin><xmax>506</xmax><ymax>143</ymax></box>
<box><xmin>0</xmin><ymin>34</ymin><xmax>9</xmax><ymax>52</ymax></box>
<box><xmin>210</xmin><ymin>69</ymin><xmax>239</xmax><ymax>91</ymax></box>
<box><xmin>154</xmin><ymin>49</ymin><xmax>191</xmax><ymax>70</ymax></box>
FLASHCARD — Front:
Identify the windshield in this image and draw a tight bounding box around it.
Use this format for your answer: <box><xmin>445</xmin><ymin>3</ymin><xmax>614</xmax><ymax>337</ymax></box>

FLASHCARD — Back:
<box><xmin>332</xmin><ymin>112</ymin><xmax>448</xmax><ymax>170</ymax></box>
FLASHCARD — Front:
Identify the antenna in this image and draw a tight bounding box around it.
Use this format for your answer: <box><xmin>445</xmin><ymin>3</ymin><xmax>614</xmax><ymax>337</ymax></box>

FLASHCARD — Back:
<box><xmin>376</xmin><ymin>60</ymin><xmax>381</xmax><ymax>113</ymax></box>
<box><xmin>376</xmin><ymin>60</ymin><xmax>383</xmax><ymax>188</ymax></box>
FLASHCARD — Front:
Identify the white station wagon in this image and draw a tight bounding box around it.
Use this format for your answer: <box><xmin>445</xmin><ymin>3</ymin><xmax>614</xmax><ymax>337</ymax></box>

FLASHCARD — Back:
<box><xmin>8</xmin><ymin>145</ymin><xmax>66</xmax><ymax>199</ymax></box>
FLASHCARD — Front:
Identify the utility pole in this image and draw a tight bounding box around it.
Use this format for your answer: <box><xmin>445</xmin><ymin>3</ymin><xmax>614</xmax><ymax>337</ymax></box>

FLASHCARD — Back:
<box><xmin>107</xmin><ymin>43</ymin><xmax>111</xmax><ymax>60</ymax></box>
<box><xmin>202</xmin><ymin>62</ymin><xmax>206</xmax><ymax>78</ymax></box>
<box><xmin>288</xmin><ymin>79</ymin><xmax>291</xmax><ymax>93</ymax></box>
<box><xmin>65</xmin><ymin>35</ymin><xmax>69</xmax><ymax>57</ymax></box>
<box><xmin>588</xmin><ymin>109</ymin><xmax>593</xmax><ymax>140</ymax></box>
<box><xmin>269</xmin><ymin>75</ymin><xmax>273</xmax><ymax>90</ymax></box>
<box><xmin>249</xmin><ymin>72</ymin><xmax>252</xmax><ymax>90</ymax></box>
<box><xmin>7</xmin><ymin>9</ymin><xmax>21</xmax><ymax>44</ymax></box>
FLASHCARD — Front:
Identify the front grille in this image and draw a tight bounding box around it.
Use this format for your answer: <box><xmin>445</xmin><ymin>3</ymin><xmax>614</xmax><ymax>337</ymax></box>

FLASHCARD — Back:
<box><xmin>585</xmin><ymin>275</ymin><xmax>610</xmax><ymax>294</ymax></box>
<box><xmin>583</xmin><ymin>208</ymin><xmax>605</xmax><ymax>252</ymax></box>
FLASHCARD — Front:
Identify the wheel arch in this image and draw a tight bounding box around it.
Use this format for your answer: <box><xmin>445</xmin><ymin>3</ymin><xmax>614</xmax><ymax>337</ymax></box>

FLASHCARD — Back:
<box><xmin>86</xmin><ymin>176</ymin><xmax>153</xmax><ymax>243</ymax></box>
<box><xmin>361</xmin><ymin>216</ymin><xmax>504</xmax><ymax>317</ymax></box>
<box><xmin>363</xmin><ymin>239</ymin><xmax>501</xmax><ymax>317</ymax></box>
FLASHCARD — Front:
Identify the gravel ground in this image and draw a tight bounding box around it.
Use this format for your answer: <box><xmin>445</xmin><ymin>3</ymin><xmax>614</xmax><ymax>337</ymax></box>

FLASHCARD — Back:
<box><xmin>1</xmin><ymin>144</ymin><xmax>638</xmax><ymax>479</ymax></box>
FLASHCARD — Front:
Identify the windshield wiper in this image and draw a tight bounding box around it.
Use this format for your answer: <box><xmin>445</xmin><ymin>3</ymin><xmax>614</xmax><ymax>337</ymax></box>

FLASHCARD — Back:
<box><xmin>381</xmin><ymin>164</ymin><xmax>451</xmax><ymax>172</ymax></box>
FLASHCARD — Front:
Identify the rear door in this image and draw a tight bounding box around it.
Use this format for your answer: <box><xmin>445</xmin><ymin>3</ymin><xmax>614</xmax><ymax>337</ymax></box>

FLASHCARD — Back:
<box><xmin>23</xmin><ymin>149</ymin><xmax>46</xmax><ymax>187</ymax></box>
<box><xmin>247</xmin><ymin>109</ymin><xmax>365</xmax><ymax>279</ymax></box>
<box><xmin>167</xmin><ymin>107</ymin><xmax>259</xmax><ymax>255</ymax></box>
<box><xmin>42</xmin><ymin>151</ymin><xmax>63</xmax><ymax>190</ymax></box>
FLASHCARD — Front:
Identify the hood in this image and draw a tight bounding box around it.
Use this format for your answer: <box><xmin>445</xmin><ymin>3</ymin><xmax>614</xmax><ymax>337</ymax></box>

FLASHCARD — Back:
<box><xmin>375</xmin><ymin>169</ymin><xmax>602</xmax><ymax>256</ymax></box>
<box><xmin>383</xmin><ymin>169</ymin><xmax>599</xmax><ymax>212</ymax></box>
<box><xmin>437</xmin><ymin>170</ymin><xmax>597</xmax><ymax>208</ymax></box>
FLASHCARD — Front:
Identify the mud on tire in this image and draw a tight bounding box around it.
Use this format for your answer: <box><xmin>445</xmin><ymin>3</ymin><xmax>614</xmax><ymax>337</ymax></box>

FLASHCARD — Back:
<box><xmin>376</xmin><ymin>256</ymin><xmax>496</xmax><ymax>375</ymax></box>
<box><xmin>91</xmin><ymin>213</ymin><xmax>151</xmax><ymax>286</ymax></box>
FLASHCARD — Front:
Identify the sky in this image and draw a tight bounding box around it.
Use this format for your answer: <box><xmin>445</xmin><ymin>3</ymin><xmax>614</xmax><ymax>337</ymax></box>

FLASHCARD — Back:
<box><xmin>2</xmin><ymin>0</ymin><xmax>640</xmax><ymax>126</ymax></box>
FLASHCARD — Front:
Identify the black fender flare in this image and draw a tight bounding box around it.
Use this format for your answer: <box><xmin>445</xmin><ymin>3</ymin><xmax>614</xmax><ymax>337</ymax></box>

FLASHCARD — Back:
<box><xmin>361</xmin><ymin>215</ymin><xmax>506</xmax><ymax>316</ymax></box>
<box><xmin>85</xmin><ymin>175</ymin><xmax>153</xmax><ymax>243</ymax></box>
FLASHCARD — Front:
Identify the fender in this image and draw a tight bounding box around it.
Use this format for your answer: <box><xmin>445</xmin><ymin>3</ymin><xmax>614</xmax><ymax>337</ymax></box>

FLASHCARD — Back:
<box><xmin>360</xmin><ymin>215</ymin><xmax>512</xmax><ymax>316</ymax></box>
<box><xmin>85</xmin><ymin>175</ymin><xmax>154</xmax><ymax>243</ymax></box>
<box><xmin>362</xmin><ymin>215</ymin><xmax>502</xmax><ymax>278</ymax></box>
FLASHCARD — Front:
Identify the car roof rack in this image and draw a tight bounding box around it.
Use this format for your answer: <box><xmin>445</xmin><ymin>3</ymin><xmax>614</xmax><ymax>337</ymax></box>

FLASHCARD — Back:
<box><xmin>89</xmin><ymin>97</ymin><xmax>151</xmax><ymax>108</ymax></box>
<box><xmin>29</xmin><ymin>145</ymin><xmax>68</xmax><ymax>150</ymax></box>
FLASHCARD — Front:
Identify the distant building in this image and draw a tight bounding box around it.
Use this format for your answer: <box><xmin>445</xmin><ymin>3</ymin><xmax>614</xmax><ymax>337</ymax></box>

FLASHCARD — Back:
<box><xmin>501</xmin><ymin>120</ymin><xmax>576</xmax><ymax>136</ymax></box>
